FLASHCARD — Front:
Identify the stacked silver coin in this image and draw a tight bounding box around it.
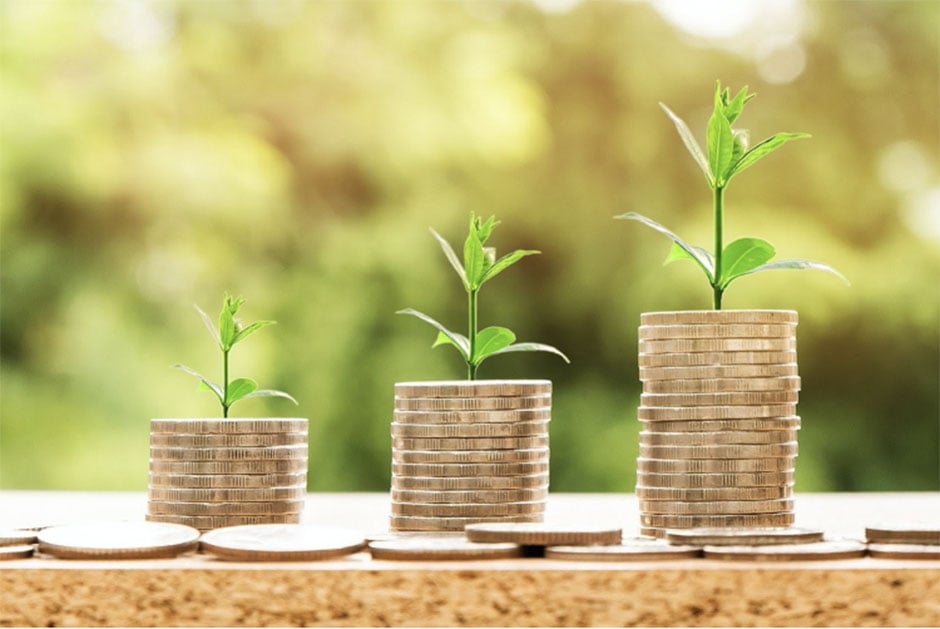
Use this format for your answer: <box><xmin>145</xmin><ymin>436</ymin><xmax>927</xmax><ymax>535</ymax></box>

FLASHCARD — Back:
<box><xmin>147</xmin><ymin>418</ymin><xmax>308</xmax><ymax>532</ymax></box>
<box><xmin>390</xmin><ymin>380</ymin><xmax>551</xmax><ymax>532</ymax></box>
<box><xmin>636</xmin><ymin>311</ymin><xmax>799</xmax><ymax>537</ymax></box>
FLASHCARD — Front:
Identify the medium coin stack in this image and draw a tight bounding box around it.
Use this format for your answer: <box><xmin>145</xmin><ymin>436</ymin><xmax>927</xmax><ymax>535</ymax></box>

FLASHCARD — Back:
<box><xmin>147</xmin><ymin>418</ymin><xmax>308</xmax><ymax>532</ymax></box>
<box><xmin>636</xmin><ymin>310</ymin><xmax>800</xmax><ymax>537</ymax></box>
<box><xmin>390</xmin><ymin>380</ymin><xmax>551</xmax><ymax>532</ymax></box>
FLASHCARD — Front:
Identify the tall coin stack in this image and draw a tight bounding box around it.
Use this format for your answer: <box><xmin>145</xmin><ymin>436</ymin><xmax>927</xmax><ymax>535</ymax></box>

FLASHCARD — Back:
<box><xmin>636</xmin><ymin>311</ymin><xmax>800</xmax><ymax>538</ymax></box>
<box><xmin>147</xmin><ymin>418</ymin><xmax>308</xmax><ymax>532</ymax></box>
<box><xmin>390</xmin><ymin>380</ymin><xmax>551</xmax><ymax>532</ymax></box>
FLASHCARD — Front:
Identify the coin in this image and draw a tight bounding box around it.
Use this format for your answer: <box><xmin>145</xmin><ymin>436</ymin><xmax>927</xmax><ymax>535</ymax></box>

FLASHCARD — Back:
<box><xmin>395</xmin><ymin>380</ymin><xmax>551</xmax><ymax>398</ymax></box>
<box><xmin>147</xmin><ymin>486</ymin><xmax>307</xmax><ymax>502</ymax></box>
<box><xmin>391</xmin><ymin>487</ymin><xmax>549</xmax><ymax>504</ymax></box>
<box><xmin>639</xmin><ymin>324</ymin><xmax>796</xmax><ymax>340</ymax></box>
<box><xmin>200</xmin><ymin>524</ymin><xmax>366</xmax><ymax>561</ymax></box>
<box><xmin>392</xmin><ymin>436</ymin><xmax>549</xmax><ymax>451</ymax></box>
<box><xmin>395</xmin><ymin>395</ymin><xmax>551</xmax><ymax>411</ymax></box>
<box><xmin>640</xmin><ymin>310</ymin><xmax>798</xmax><ymax>325</ymax></box>
<box><xmin>146</xmin><ymin>513</ymin><xmax>300</xmax><ymax>529</ymax></box>
<box><xmin>635</xmin><ymin>486</ymin><xmax>792</xmax><ymax>501</ymax></box>
<box><xmin>640</xmin><ymin>364</ymin><xmax>799</xmax><ymax>381</ymax></box>
<box><xmin>637</xmin><ymin>471</ymin><xmax>795</xmax><ymax>488</ymax></box>
<box><xmin>465</xmin><ymin>522</ymin><xmax>623</xmax><ymax>546</ymax></box>
<box><xmin>149</xmin><ymin>459</ymin><xmax>307</xmax><ymax>474</ymax></box>
<box><xmin>865</xmin><ymin>524</ymin><xmax>940</xmax><ymax>545</ymax></box>
<box><xmin>637</xmin><ymin>404</ymin><xmax>797</xmax><ymax>421</ymax></box>
<box><xmin>639</xmin><ymin>338</ymin><xmax>796</xmax><ymax>354</ymax></box>
<box><xmin>639</xmin><ymin>351</ymin><xmax>797</xmax><ymax>368</ymax></box>
<box><xmin>394</xmin><ymin>409</ymin><xmax>551</xmax><ymax>424</ymax></box>
<box><xmin>639</xmin><ymin>499</ymin><xmax>794</xmax><ymax>515</ymax></box>
<box><xmin>149</xmin><ymin>432</ymin><xmax>307</xmax><ymax>447</ymax></box>
<box><xmin>391</xmin><ymin>421</ymin><xmax>549</xmax><ymax>439</ymax></box>
<box><xmin>369</xmin><ymin>537</ymin><xmax>522</xmax><ymax>560</ymax></box>
<box><xmin>665</xmin><ymin>527</ymin><xmax>825</xmax><ymax>546</ymax></box>
<box><xmin>544</xmin><ymin>538</ymin><xmax>702</xmax><ymax>561</ymax></box>
<box><xmin>148</xmin><ymin>472</ymin><xmax>307</xmax><ymax>489</ymax></box>
<box><xmin>147</xmin><ymin>500</ymin><xmax>304</xmax><ymax>516</ymax></box>
<box><xmin>703</xmin><ymin>539</ymin><xmax>866</xmax><ymax>561</ymax></box>
<box><xmin>641</xmin><ymin>512</ymin><xmax>795</xmax><ymax>528</ymax></box>
<box><xmin>391</xmin><ymin>501</ymin><xmax>545</xmax><ymax>517</ymax></box>
<box><xmin>391</xmin><ymin>461</ymin><xmax>550</xmax><ymax>477</ymax></box>
<box><xmin>0</xmin><ymin>545</ymin><xmax>35</xmax><ymax>560</ymax></box>
<box><xmin>393</xmin><ymin>448</ymin><xmax>549</xmax><ymax>464</ymax></box>
<box><xmin>638</xmin><ymin>417</ymin><xmax>801</xmax><ymax>432</ymax></box>
<box><xmin>639</xmin><ymin>430</ymin><xmax>798</xmax><ymax>446</ymax></box>
<box><xmin>149</xmin><ymin>445</ymin><xmax>307</xmax><ymax>461</ymax></box>
<box><xmin>391</xmin><ymin>473</ymin><xmax>550</xmax><ymax>490</ymax></box>
<box><xmin>38</xmin><ymin>521</ymin><xmax>200</xmax><ymax>559</ymax></box>
<box><xmin>636</xmin><ymin>458</ymin><xmax>794</xmax><ymax>474</ymax></box>
<box><xmin>150</xmin><ymin>418</ymin><xmax>308</xmax><ymax>433</ymax></box>
<box><xmin>390</xmin><ymin>514</ymin><xmax>540</xmax><ymax>532</ymax></box>
<box><xmin>640</xmin><ymin>390</ymin><xmax>799</xmax><ymax>407</ymax></box>
<box><xmin>638</xmin><ymin>442</ymin><xmax>799</xmax><ymax>459</ymax></box>
<box><xmin>0</xmin><ymin>529</ymin><xmax>38</xmax><ymax>546</ymax></box>
<box><xmin>867</xmin><ymin>544</ymin><xmax>940</xmax><ymax>559</ymax></box>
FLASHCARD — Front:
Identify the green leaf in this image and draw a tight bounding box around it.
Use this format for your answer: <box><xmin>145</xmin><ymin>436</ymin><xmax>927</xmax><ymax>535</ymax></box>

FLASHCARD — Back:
<box><xmin>233</xmin><ymin>320</ymin><xmax>275</xmax><ymax>345</ymax></box>
<box><xmin>659</xmin><ymin>102</ymin><xmax>714</xmax><ymax>188</ymax></box>
<box><xmin>226</xmin><ymin>377</ymin><xmax>258</xmax><ymax>405</ymax></box>
<box><xmin>707</xmin><ymin>109</ymin><xmax>734</xmax><ymax>185</ymax></box>
<box><xmin>471</xmin><ymin>326</ymin><xmax>516</xmax><ymax>365</ymax></box>
<box><xmin>473</xmin><ymin>213</ymin><xmax>498</xmax><ymax>243</ymax></box>
<box><xmin>480</xmin><ymin>249</ymin><xmax>540</xmax><ymax>285</ymax></box>
<box><xmin>430</xmin><ymin>228</ymin><xmax>469</xmax><ymax>290</ymax></box>
<box><xmin>397</xmin><ymin>308</ymin><xmax>470</xmax><ymax>360</ymax></box>
<box><xmin>463</xmin><ymin>230</ymin><xmax>486</xmax><ymax>290</ymax></box>
<box><xmin>193</xmin><ymin>304</ymin><xmax>221</xmax><ymax>348</ymax></box>
<box><xmin>243</xmin><ymin>389</ymin><xmax>299</xmax><ymax>405</ymax></box>
<box><xmin>615</xmin><ymin>212</ymin><xmax>714</xmax><ymax>280</ymax></box>
<box><xmin>724</xmin><ymin>86</ymin><xmax>751</xmax><ymax>124</ymax></box>
<box><xmin>726</xmin><ymin>132</ymin><xmax>811</xmax><ymax>181</ymax></box>
<box><xmin>173</xmin><ymin>364</ymin><xmax>223</xmax><ymax>403</ymax></box>
<box><xmin>718</xmin><ymin>237</ymin><xmax>776</xmax><ymax>288</ymax></box>
<box><xmin>219</xmin><ymin>294</ymin><xmax>243</xmax><ymax>351</ymax></box>
<box><xmin>488</xmin><ymin>342</ymin><xmax>571</xmax><ymax>364</ymax></box>
<box><xmin>731</xmin><ymin>258</ymin><xmax>850</xmax><ymax>286</ymax></box>
<box><xmin>730</xmin><ymin>129</ymin><xmax>748</xmax><ymax>166</ymax></box>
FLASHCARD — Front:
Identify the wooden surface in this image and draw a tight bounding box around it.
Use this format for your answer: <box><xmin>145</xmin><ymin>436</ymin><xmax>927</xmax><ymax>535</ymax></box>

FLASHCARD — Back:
<box><xmin>0</xmin><ymin>492</ymin><xmax>938</xmax><ymax>627</ymax></box>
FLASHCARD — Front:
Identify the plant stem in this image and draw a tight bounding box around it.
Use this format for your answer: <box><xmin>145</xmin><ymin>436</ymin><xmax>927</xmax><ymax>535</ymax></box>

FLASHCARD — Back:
<box><xmin>222</xmin><ymin>347</ymin><xmax>230</xmax><ymax>418</ymax></box>
<box><xmin>713</xmin><ymin>185</ymin><xmax>725</xmax><ymax>310</ymax></box>
<box><xmin>468</xmin><ymin>288</ymin><xmax>479</xmax><ymax>380</ymax></box>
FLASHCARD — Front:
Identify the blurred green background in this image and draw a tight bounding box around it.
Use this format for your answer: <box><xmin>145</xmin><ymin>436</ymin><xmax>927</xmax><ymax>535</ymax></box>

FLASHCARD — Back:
<box><xmin>1</xmin><ymin>0</ymin><xmax>938</xmax><ymax>492</ymax></box>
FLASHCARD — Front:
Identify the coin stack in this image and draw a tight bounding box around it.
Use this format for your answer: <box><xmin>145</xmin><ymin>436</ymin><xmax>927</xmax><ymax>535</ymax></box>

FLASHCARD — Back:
<box><xmin>636</xmin><ymin>310</ymin><xmax>800</xmax><ymax>538</ymax></box>
<box><xmin>390</xmin><ymin>380</ymin><xmax>551</xmax><ymax>532</ymax></box>
<box><xmin>147</xmin><ymin>418</ymin><xmax>308</xmax><ymax>532</ymax></box>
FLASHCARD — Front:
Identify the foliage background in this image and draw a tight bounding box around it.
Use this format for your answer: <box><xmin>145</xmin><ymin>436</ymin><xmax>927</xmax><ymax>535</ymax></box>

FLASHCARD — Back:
<box><xmin>1</xmin><ymin>0</ymin><xmax>938</xmax><ymax>492</ymax></box>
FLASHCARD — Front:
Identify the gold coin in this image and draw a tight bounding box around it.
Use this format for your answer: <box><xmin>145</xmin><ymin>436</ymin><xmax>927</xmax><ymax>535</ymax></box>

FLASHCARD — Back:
<box><xmin>391</xmin><ymin>421</ymin><xmax>549</xmax><ymax>438</ymax></box>
<box><xmin>544</xmin><ymin>539</ymin><xmax>702</xmax><ymax>561</ymax></box>
<box><xmin>0</xmin><ymin>529</ymin><xmax>38</xmax><ymax>546</ymax></box>
<box><xmin>640</xmin><ymin>310</ymin><xmax>798</xmax><ymax>325</ymax></box>
<box><xmin>464</xmin><ymin>522</ymin><xmax>623</xmax><ymax>546</ymax></box>
<box><xmin>703</xmin><ymin>539</ymin><xmax>866</xmax><ymax>561</ymax></box>
<box><xmin>643</xmin><ymin>377</ymin><xmax>801</xmax><ymax>394</ymax></box>
<box><xmin>394</xmin><ymin>409</ymin><xmax>551</xmax><ymax>424</ymax></box>
<box><xmin>147</xmin><ymin>500</ymin><xmax>304</xmax><ymax>516</ymax></box>
<box><xmin>640</xmin><ymin>512</ymin><xmax>795</xmax><ymax>528</ymax></box>
<box><xmin>390</xmin><ymin>501</ymin><xmax>546</xmax><ymax>517</ymax></box>
<box><xmin>865</xmin><ymin>524</ymin><xmax>940</xmax><ymax>545</ymax></box>
<box><xmin>665</xmin><ymin>527</ymin><xmax>824</xmax><ymax>546</ymax></box>
<box><xmin>636</xmin><ymin>457</ymin><xmax>794</xmax><ymax>474</ymax></box>
<box><xmin>638</xmin><ymin>442</ymin><xmax>799</xmax><ymax>459</ymax></box>
<box><xmin>395</xmin><ymin>380</ymin><xmax>551</xmax><ymax>398</ymax></box>
<box><xmin>391</xmin><ymin>473</ymin><xmax>549</xmax><ymax>490</ymax></box>
<box><xmin>868</xmin><ymin>544</ymin><xmax>940</xmax><ymax>559</ymax></box>
<box><xmin>146</xmin><ymin>513</ymin><xmax>300</xmax><ymax>531</ymax></box>
<box><xmin>0</xmin><ymin>545</ymin><xmax>35</xmax><ymax>560</ymax></box>
<box><xmin>369</xmin><ymin>537</ymin><xmax>522</xmax><ymax>560</ymax></box>
<box><xmin>640</xmin><ymin>363</ymin><xmax>799</xmax><ymax>381</ymax></box>
<box><xmin>149</xmin><ymin>432</ymin><xmax>307</xmax><ymax>447</ymax></box>
<box><xmin>390</xmin><ymin>514</ymin><xmax>542</xmax><ymax>532</ymax></box>
<box><xmin>149</xmin><ymin>445</ymin><xmax>307</xmax><ymax>461</ymax></box>
<box><xmin>638</xmin><ymin>404</ymin><xmax>797</xmax><ymax>421</ymax></box>
<box><xmin>637</xmin><ymin>470</ymin><xmax>795</xmax><ymax>488</ymax></box>
<box><xmin>639</xmin><ymin>430</ymin><xmax>798</xmax><ymax>446</ymax></box>
<box><xmin>635</xmin><ymin>485</ymin><xmax>792</xmax><ymax>501</ymax></box>
<box><xmin>149</xmin><ymin>459</ymin><xmax>307</xmax><ymax>474</ymax></box>
<box><xmin>393</xmin><ymin>447</ymin><xmax>549</xmax><ymax>463</ymax></box>
<box><xmin>200</xmin><ymin>524</ymin><xmax>366</xmax><ymax>561</ymax></box>
<box><xmin>392</xmin><ymin>436</ymin><xmax>548</xmax><ymax>451</ymax></box>
<box><xmin>639</xmin><ymin>499</ymin><xmax>794</xmax><ymax>515</ymax></box>
<box><xmin>391</xmin><ymin>487</ymin><xmax>549</xmax><ymax>504</ymax></box>
<box><xmin>641</xmin><ymin>390</ymin><xmax>798</xmax><ymax>407</ymax></box>
<box><xmin>639</xmin><ymin>323</ymin><xmax>796</xmax><ymax>340</ymax></box>
<box><xmin>637</xmin><ymin>417</ymin><xmax>801</xmax><ymax>432</ymax></box>
<box><xmin>639</xmin><ymin>351</ymin><xmax>797</xmax><ymax>368</ymax></box>
<box><xmin>392</xmin><ymin>461</ymin><xmax>550</xmax><ymax>477</ymax></box>
<box><xmin>395</xmin><ymin>395</ymin><xmax>551</xmax><ymax>411</ymax></box>
<box><xmin>147</xmin><ymin>472</ymin><xmax>307</xmax><ymax>489</ymax></box>
<box><xmin>147</xmin><ymin>486</ymin><xmax>307</xmax><ymax>502</ymax></box>
<box><xmin>150</xmin><ymin>418</ymin><xmax>308</xmax><ymax>434</ymax></box>
<box><xmin>640</xmin><ymin>338</ymin><xmax>795</xmax><ymax>354</ymax></box>
<box><xmin>37</xmin><ymin>521</ymin><xmax>200</xmax><ymax>559</ymax></box>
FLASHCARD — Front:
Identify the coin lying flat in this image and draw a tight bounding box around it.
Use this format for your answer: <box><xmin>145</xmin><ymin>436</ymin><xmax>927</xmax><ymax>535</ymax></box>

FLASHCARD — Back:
<box><xmin>391</xmin><ymin>500</ymin><xmax>545</xmax><ymax>517</ymax></box>
<box><xmin>636</xmin><ymin>458</ymin><xmax>794</xmax><ymax>474</ymax></box>
<box><xmin>639</xmin><ymin>430</ymin><xmax>798</xmax><ymax>446</ymax></box>
<box><xmin>636</xmin><ymin>486</ymin><xmax>792</xmax><ymax>501</ymax></box>
<box><xmin>147</xmin><ymin>500</ymin><xmax>304</xmax><ymax>516</ymax></box>
<box><xmin>391</xmin><ymin>461</ymin><xmax>550</xmax><ymax>477</ymax></box>
<box><xmin>638</xmin><ymin>323</ymin><xmax>796</xmax><ymax>340</ymax></box>
<box><xmin>391</xmin><ymin>487</ymin><xmax>549</xmax><ymax>504</ymax></box>
<box><xmin>395</xmin><ymin>380</ymin><xmax>551</xmax><ymax>398</ymax></box>
<box><xmin>639</xmin><ymin>417</ymin><xmax>801</xmax><ymax>433</ymax></box>
<box><xmin>390</xmin><ymin>514</ymin><xmax>541</xmax><ymax>532</ymax></box>
<box><xmin>149</xmin><ymin>445</ymin><xmax>308</xmax><ymax>461</ymax></box>
<box><xmin>199</xmin><ymin>524</ymin><xmax>366</xmax><ymax>561</ymax></box>
<box><xmin>465</xmin><ymin>522</ymin><xmax>623</xmax><ymax>546</ymax></box>
<box><xmin>148</xmin><ymin>472</ymin><xmax>307</xmax><ymax>489</ymax></box>
<box><xmin>639</xmin><ymin>351</ymin><xmax>797</xmax><ymax>368</ymax></box>
<box><xmin>395</xmin><ymin>395</ymin><xmax>551</xmax><ymax>411</ymax></box>
<box><xmin>639</xmin><ymin>499</ymin><xmax>794</xmax><ymax>515</ymax></box>
<box><xmin>640</xmin><ymin>390</ymin><xmax>799</xmax><ymax>407</ymax></box>
<box><xmin>637</xmin><ymin>471</ymin><xmax>795</xmax><ymax>488</ymax></box>
<box><xmin>703</xmin><ymin>539</ymin><xmax>866</xmax><ymax>561</ymax></box>
<box><xmin>369</xmin><ymin>537</ymin><xmax>522</xmax><ymax>560</ymax></box>
<box><xmin>38</xmin><ymin>521</ymin><xmax>200</xmax><ymax>559</ymax></box>
<box><xmin>665</xmin><ymin>527</ymin><xmax>824</xmax><ymax>546</ymax></box>
<box><xmin>149</xmin><ymin>459</ymin><xmax>308</xmax><ymax>474</ymax></box>
<box><xmin>392</xmin><ymin>436</ymin><xmax>549</xmax><ymax>451</ymax></box>
<box><xmin>867</xmin><ymin>544</ymin><xmax>940</xmax><ymax>559</ymax></box>
<box><xmin>147</xmin><ymin>486</ymin><xmax>307</xmax><ymax>502</ymax></box>
<box><xmin>544</xmin><ymin>538</ymin><xmax>702</xmax><ymax>561</ymax></box>
<box><xmin>0</xmin><ymin>529</ymin><xmax>39</xmax><ymax>546</ymax></box>
<box><xmin>641</xmin><ymin>512</ymin><xmax>795</xmax><ymax>529</ymax></box>
<box><xmin>643</xmin><ymin>377</ymin><xmax>801</xmax><ymax>394</ymax></box>
<box><xmin>640</xmin><ymin>364</ymin><xmax>800</xmax><ymax>381</ymax></box>
<box><xmin>150</xmin><ymin>418</ymin><xmax>308</xmax><ymax>433</ymax></box>
<box><xmin>146</xmin><ymin>513</ymin><xmax>300</xmax><ymax>529</ymax></box>
<box><xmin>391</xmin><ymin>473</ymin><xmax>550</xmax><ymax>491</ymax></box>
<box><xmin>865</xmin><ymin>524</ymin><xmax>940</xmax><ymax>545</ymax></box>
<box><xmin>638</xmin><ymin>404</ymin><xmax>797</xmax><ymax>421</ymax></box>
<box><xmin>639</xmin><ymin>442</ymin><xmax>799</xmax><ymax>460</ymax></box>
<box><xmin>391</xmin><ymin>421</ymin><xmax>550</xmax><ymax>439</ymax></box>
<box><xmin>149</xmin><ymin>432</ymin><xmax>307</xmax><ymax>447</ymax></box>
<box><xmin>639</xmin><ymin>338</ymin><xmax>796</xmax><ymax>354</ymax></box>
<box><xmin>0</xmin><ymin>545</ymin><xmax>35</xmax><ymax>560</ymax></box>
<box><xmin>394</xmin><ymin>409</ymin><xmax>551</xmax><ymax>424</ymax></box>
<box><xmin>393</xmin><ymin>447</ymin><xmax>549</xmax><ymax>464</ymax></box>
<box><xmin>640</xmin><ymin>310</ymin><xmax>798</xmax><ymax>325</ymax></box>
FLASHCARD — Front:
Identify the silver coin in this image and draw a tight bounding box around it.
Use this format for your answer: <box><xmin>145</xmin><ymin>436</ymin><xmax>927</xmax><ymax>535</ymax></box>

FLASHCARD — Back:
<box><xmin>390</xmin><ymin>514</ymin><xmax>541</xmax><ymax>532</ymax></box>
<box><xmin>638</xmin><ymin>442</ymin><xmax>799</xmax><ymax>460</ymax></box>
<box><xmin>637</xmin><ymin>417</ymin><xmax>801</xmax><ymax>432</ymax></box>
<box><xmin>703</xmin><ymin>539</ymin><xmax>866</xmax><ymax>561</ymax></box>
<box><xmin>640</xmin><ymin>390</ymin><xmax>798</xmax><ymax>407</ymax></box>
<box><xmin>149</xmin><ymin>432</ymin><xmax>307</xmax><ymax>447</ymax></box>
<box><xmin>641</xmin><ymin>512</ymin><xmax>795</xmax><ymax>528</ymax></box>
<box><xmin>639</xmin><ymin>430</ymin><xmax>798</xmax><ymax>446</ymax></box>
<box><xmin>545</xmin><ymin>538</ymin><xmax>702</xmax><ymax>561</ymax></box>
<box><xmin>147</xmin><ymin>486</ymin><xmax>307</xmax><ymax>502</ymax></box>
<box><xmin>147</xmin><ymin>500</ymin><xmax>305</xmax><ymax>516</ymax></box>
<box><xmin>643</xmin><ymin>376</ymin><xmax>801</xmax><ymax>394</ymax></box>
<box><xmin>640</xmin><ymin>310</ymin><xmax>798</xmax><ymax>325</ymax></box>
<box><xmin>635</xmin><ymin>485</ymin><xmax>792</xmax><ymax>501</ymax></box>
<box><xmin>638</xmin><ymin>323</ymin><xmax>796</xmax><ymax>340</ymax></box>
<box><xmin>464</xmin><ymin>522</ymin><xmax>623</xmax><ymax>546</ymax></box>
<box><xmin>0</xmin><ymin>529</ymin><xmax>39</xmax><ymax>546</ymax></box>
<box><xmin>369</xmin><ymin>537</ymin><xmax>522</xmax><ymax>560</ymax></box>
<box><xmin>145</xmin><ymin>513</ymin><xmax>300</xmax><ymax>531</ymax></box>
<box><xmin>391</xmin><ymin>420</ymin><xmax>550</xmax><ymax>438</ymax></box>
<box><xmin>390</xmin><ymin>500</ymin><xmax>546</xmax><ymax>517</ymax></box>
<box><xmin>395</xmin><ymin>395</ymin><xmax>551</xmax><ymax>411</ymax></box>
<box><xmin>147</xmin><ymin>472</ymin><xmax>307</xmax><ymax>489</ymax></box>
<box><xmin>200</xmin><ymin>524</ymin><xmax>366</xmax><ymax>561</ymax></box>
<box><xmin>638</xmin><ymin>351</ymin><xmax>797</xmax><ymax>368</ymax></box>
<box><xmin>640</xmin><ymin>363</ymin><xmax>799</xmax><ymax>381</ymax></box>
<box><xmin>150</xmin><ymin>418</ymin><xmax>308</xmax><ymax>433</ymax></box>
<box><xmin>865</xmin><ymin>523</ymin><xmax>940</xmax><ymax>545</ymax></box>
<box><xmin>639</xmin><ymin>498</ymin><xmax>794</xmax><ymax>515</ymax></box>
<box><xmin>149</xmin><ymin>445</ymin><xmax>307</xmax><ymax>461</ymax></box>
<box><xmin>637</xmin><ymin>470</ymin><xmax>795</xmax><ymax>488</ymax></box>
<box><xmin>0</xmin><ymin>545</ymin><xmax>35</xmax><ymax>560</ymax></box>
<box><xmin>393</xmin><ymin>448</ymin><xmax>549</xmax><ymax>464</ymax></box>
<box><xmin>392</xmin><ymin>436</ymin><xmax>549</xmax><ymax>451</ymax></box>
<box><xmin>395</xmin><ymin>380</ymin><xmax>551</xmax><ymax>398</ymax></box>
<box><xmin>149</xmin><ymin>459</ymin><xmax>307</xmax><ymax>474</ymax></box>
<box><xmin>665</xmin><ymin>527</ymin><xmax>824</xmax><ymax>546</ymax></box>
<box><xmin>391</xmin><ymin>461</ymin><xmax>550</xmax><ymax>477</ymax></box>
<box><xmin>394</xmin><ymin>408</ymin><xmax>551</xmax><ymax>424</ymax></box>
<box><xmin>868</xmin><ymin>544</ymin><xmax>940</xmax><ymax>559</ymax></box>
<box><xmin>391</xmin><ymin>473</ymin><xmax>549</xmax><ymax>490</ymax></box>
<box><xmin>638</xmin><ymin>404</ymin><xmax>797</xmax><ymax>421</ymax></box>
<box><xmin>391</xmin><ymin>487</ymin><xmax>549</xmax><ymax>504</ymax></box>
<box><xmin>636</xmin><ymin>457</ymin><xmax>794</xmax><ymax>474</ymax></box>
<box><xmin>639</xmin><ymin>337</ymin><xmax>796</xmax><ymax>354</ymax></box>
<box><xmin>38</xmin><ymin>521</ymin><xmax>200</xmax><ymax>559</ymax></box>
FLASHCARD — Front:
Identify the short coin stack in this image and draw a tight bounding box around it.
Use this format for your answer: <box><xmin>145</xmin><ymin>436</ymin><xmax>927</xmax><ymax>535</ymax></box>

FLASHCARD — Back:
<box><xmin>390</xmin><ymin>380</ymin><xmax>551</xmax><ymax>532</ymax></box>
<box><xmin>147</xmin><ymin>418</ymin><xmax>308</xmax><ymax>532</ymax></box>
<box><xmin>636</xmin><ymin>310</ymin><xmax>800</xmax><ymax>537</ymax></box>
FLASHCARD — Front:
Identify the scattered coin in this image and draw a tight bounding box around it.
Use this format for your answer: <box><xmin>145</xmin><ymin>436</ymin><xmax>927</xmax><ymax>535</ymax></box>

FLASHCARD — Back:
<box><xmin>639</xmin><ymin>351</ymin><xmax>797</xmax><ymax>368</ymax></box>
<box><xmin>147</xmin><ymin>472</ymin><xmax>307</xmax><ymax>489</ymax></box>
<box><xmin>638</xmin><ymin>417</ymin><xmax>801</xmax><ymax>432</ymax></box>
<box><xmin>643</xmin><ymin>376</ymin><xmax>801</xmax><ymax>394</ymax></box>
<box><xmin>392</xmin><ymin>447</ymin><xmax>549</xmax><ymax>464</ymax></box>
<box><xmin>392</xmin><ymin>436</ymin><xmax>549</xmax><ymax>451</ymax></box>
<box><xmin>703</xmin><ymin>539</ymin><xmax>866</xmax><ymax>561</ymax></box>
<box><xmin>0</xmin><ymin>545</ymin><xmax>35</xmax><ymax>560</ymax></box>
<box><xmin>395</xmin><ymin>395</ymin><xmax>551</xmax><ymax>411</ymax></box>
<box><xmin>637</xmin><ymin>404</ymin><xmax>797</xmax><ymax>421</ymax></box>
<box><xmin>639</xmin><ymin>430</ymin><xmax>798</xmax><ymax>446</ymax></box>
<box><xmin>638</xmin><ymin>442</ymin><xmax>799</xmax><ymax>460</ymax></box>
<box><xmin>640</xmin><ymin>338</ymin><xmax>796</xmax><ymax>354</ymax></box>
<box><xmin>636</xmin><ymin>471</ymin><xmax>795</xmax><ymax>488</ymax></box>
<box><xmin>544</xmin><ymin>538</ymin><xmax>701</xmax><ymax>561</ymax></box>
<box><xmin>38</xmin><ymin>521</ymin><xmax>200</xmax><ymax>559</ymax></box>
<box><xmin>640</xmin><ymin>310</ymin><xmax>798</xmax><ymax>325</ymax></box>
<box><xmin>641</xmin><ymin>512</ymin><xmax>795</xmax><ymax>529</ymax></box>
<box><xmin>147</xmin><ymin>486</ymin><xmax>307</xmax><ymax>502</ymax></box>
<box><xmin>640</xmin><ymin>390</ymin><xmax>799</xmax><ymax>407</ymax></box>
<box><xmin>867</xmin><ymin>544</ymin><xmax>940</xmax><ymax>559</ymax></box>
<box><xmin>146</xmin><ymin>513</ymin><xmax>300</xmax><ymax>530</ymax></box>
<box><xmin>149</xmin><ymin>432</ymin><xmax>307</xmax><ymax>447</ymax></box>
<box><xmin>200</xmin><ymin>524</ymin><xmax>366</xmax><ymax>561</ymax></box>
<box><xmin>391</xmin><ymin>421</ymin><xmax>550</xmax><ymax>439</ymax></box>
<box><xmin>391</xmin><ymin>461</ymin><xmax>550</xmax><ymax>477</ymax></box>
<box><xmin>640</xmin><ymin>364</ymin><xmax>799</xmax><ymax>381</ymax></box>
<box><xmin>394</xmin><ymin>409</ymin><xmax>551</xmax><ymax>424</ymax></box>
<box><xmin>150</xmin><ymin>418</ymin><xmax>308</xmax><ymax>433</ymax></box>
<box><xmin>665</xmin><ymin>527</ymin><xmax>824</xmax><ymax>546</ymax></box>
<box><xmin>390</xmin><ymin>514</ymin><xmax>540</xmax><ymax>532</ymax></box>
<box><xmin>391</xmin><ymin>487</ymin><xmax>549</xmax><ymax>504</ymax></box>
<box><xmin>149</xmin><ymin>459</ymin><xmax>308</xmax><ymax>474</ymax></box>
<box><xmin>639</xmin><ymin>499</ymin><xmax>794</xmax><ymax>515</ymax></box>
<box><xmin>635</xmin><ymin>486</ymin><xmax>792</xmax><ymax>501</ymax></box>
<box><xmin>865</xmin><ymin>524</ymin><xmax>940</xmax><ymax>545</ymax></box>
<box><xmin>638</xmin><ymin>323</ymin><xmax>796</xmax><ymax>340</ymax></box>
<box><xmin>391</xmin><ymin>500</ymin><xmax>545</xmax><ymax>517</ymax></box>
<box><xmin>391</xmin><ymin>473</ymin><xmax>550</xmax><ymax>491</ymax></box>
<box><xmin>465</xmin><ymin>522</ymin><xmax>623</xmax><ymax>546</ymax></box>
<box><xmin>636</xmin><ymin>457</ymin><xmax>794</xmax><ymax>474</ymax></box>
<box><xmin>395</xmin><ymin>380</ymin><xmax>551</xmax><ymax>398</ymax></box>
<box><xmin>0</xmin><ymin>529</ymin><xmax>38</xmax><ymax>546</ymax></box>
<box><xmin>369</xmin><ymin>537</ymin><xmax>522</xmax><ymax>560</ymax></box>
<box><xmin>147</xmin><ymin>500</ymin><xmax>304</xmax><ymax>516</ymax></box>
<box><xmin>149</xmin><ymin>445</ymin><xmax>308</xmax><ymax>461</ymax></box>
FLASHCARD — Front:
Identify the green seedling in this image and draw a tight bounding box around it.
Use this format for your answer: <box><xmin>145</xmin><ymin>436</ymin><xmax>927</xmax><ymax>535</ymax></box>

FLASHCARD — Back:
<box><xmin>399</xmin><ymin>213</ymin><xmax>569</xmax><ymax>380</ymax></box>
<box><xmin>175</xmin><ymin>294</ymin><xmax>297</xmax><ymax>417</ymax></box>
<box><xmin>617</xmin><ymin>80</ymin><xmax>847</xmax><ymax>309</ymax></box>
